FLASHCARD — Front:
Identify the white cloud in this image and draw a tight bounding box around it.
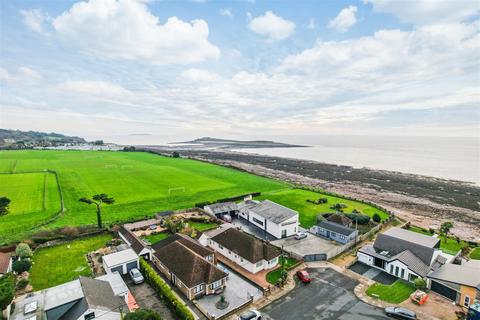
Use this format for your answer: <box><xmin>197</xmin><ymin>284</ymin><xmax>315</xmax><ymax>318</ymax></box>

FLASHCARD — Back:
<box><xmin>220</xmin><ymin>8</ymin><xmax>233</xmax><ymax>18</ymax></box>
<box><xmin>59</xmin><ymin>80</ymin><xmax>133</xmax><ymax>98</ymax></box>
<box><xmin>20</xmin><ymin>9</ymin><xmax>48</xmax><ymax>33</ymax></box>
<box><xmin>328</xmin><ymin>5</ymin><xmax>358</xmax><ymax>32</ymax></box>
<box><xmin>248</xmin><ymin>11</ymin><xmax>295</xmax><ymax>41</ymax></box>
<box><xmin>51</xmin><ymin>0</ymin><xmax>220</xmax><ymax>65</ymax></box>
<box><xmin>0</xmin><ymin>67</ymin><xmax>42</xmax><ymax>83</ymax></box>
<box><xmin>364</xmin><ymin>0</ymin><xmax>480</xmax><ymax>25</ymax></box>
<box><xmin>307</xmin><ymin>18</ymin><xmax>317</xmax><ymax>29</ymax></box>
<box><xmin>18</xmin><ymin>67</ymin><xmax>42</xmax><ymax>81</ymax></box>
<box><xmin>179</xmin><ymin>69</ymin><xmax>221</xmax><ymax>82</ymax></box>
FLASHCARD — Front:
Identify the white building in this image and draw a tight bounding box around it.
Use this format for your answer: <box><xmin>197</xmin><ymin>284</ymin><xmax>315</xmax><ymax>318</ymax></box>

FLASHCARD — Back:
<box><xmin>357</xmin><ymin>227</ymin><xmax>452</xmax><ymax>282</ymax></box>
<box><xmin>199</xmin><ymin>225</ymin><xmax>282</xmax><ymax>274</ymax></box>
<box><xmin>238</xmin><ymin>200</ymin><xmax>299</xmax><ymax>239</ymax></box>
<box><xmin>102</xmin><ymin>248</ymin><xmax>139</xmax><ymax>275</ymax></box>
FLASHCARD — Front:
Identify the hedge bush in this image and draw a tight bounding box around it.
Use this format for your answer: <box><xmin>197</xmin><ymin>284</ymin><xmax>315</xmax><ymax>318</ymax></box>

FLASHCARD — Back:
<box><xmin>139</xmin><ymin>259</ymin><xmax>194</xmax><ymax>320</ymax></box>
<box><xmin>344</xmin><ymin>213</ymin><xmax>371</xmax><ymax>225</ymax></box>
<box><xmin>0</xmin><ymin>273</ymin><xmax>14</xmax><ymax>310</ymax></box>
<box><xmin>12</xmin><ymin>259</ymin><xmax>32</xmax><ymax>274</ymax></box>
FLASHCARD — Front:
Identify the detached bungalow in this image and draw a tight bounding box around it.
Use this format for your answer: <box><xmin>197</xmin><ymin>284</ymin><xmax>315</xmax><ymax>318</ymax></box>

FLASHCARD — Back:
<box><xmin>357</xmin><ymin>227</ymin><xmax>446</xmax><ymax>282</ymax></box>
<box><xmin>238</xmin><ymin>200</ymin><xmax>299</xmax><ymax>239</ymax></box>
<box><xmin>428</xmin><ymin>260</ymin><xmax>480</xmax><ymax>309</ymax></box>
<box><xmin>118</xmin><ymin>226</ymin><xmax>152</xmax><ymax>260</ymax></box>
<box><xmin>310</xmin><ymin>220</ymin><xmax>358</xmax><ymax>244</ymax></box>
<box><xmin>200</xmin><ymin>226</ymin><xmax>282</xmax><ymax>274</ymax></box>
<box><xmin>151</xmin><ymin>234</ymin><xmax>227</xmax><ymax>300</ymax></box>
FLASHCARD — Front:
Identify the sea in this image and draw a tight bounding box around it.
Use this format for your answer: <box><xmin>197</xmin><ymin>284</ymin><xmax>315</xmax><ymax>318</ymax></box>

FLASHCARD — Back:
<box><xmin>96</xmin><ymin>134</ymin><xmax>480</xmax><ymax>185</ymax></box>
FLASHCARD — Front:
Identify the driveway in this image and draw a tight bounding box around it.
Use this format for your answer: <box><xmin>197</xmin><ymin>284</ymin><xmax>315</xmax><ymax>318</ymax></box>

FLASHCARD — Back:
<box><xmin>260</xmin><ymin>268</ymin><xmax>389</xmax><ymax>320</ymax></box>
<box><xmin>271</xmin><ymin>232</ymin><xmax>340</xmax><ymax>259</ymax></box>
<box><xmin>124</xmin><ymin>276</ymin><xmax>176</xmax><ymax>320</ymax></box>
<box><xmin>349</xmin><ymin>261</ymin><xmax>397</xmax><ymax>285</ymax></box>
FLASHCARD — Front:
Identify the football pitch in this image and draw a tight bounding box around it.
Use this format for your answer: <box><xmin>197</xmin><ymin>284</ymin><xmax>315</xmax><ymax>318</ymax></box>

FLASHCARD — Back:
<box><xmin>0</xmin><ymin>150</ymin><xmax>287</xmax><ymax>242</ymax></box>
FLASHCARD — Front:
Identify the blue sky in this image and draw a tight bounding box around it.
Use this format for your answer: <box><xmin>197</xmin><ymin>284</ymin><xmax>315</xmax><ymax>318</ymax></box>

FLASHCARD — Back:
<box><xmin>0</xmin><ymin>0</ymin><xmax>479</xmax><ymax>142</ymax></box>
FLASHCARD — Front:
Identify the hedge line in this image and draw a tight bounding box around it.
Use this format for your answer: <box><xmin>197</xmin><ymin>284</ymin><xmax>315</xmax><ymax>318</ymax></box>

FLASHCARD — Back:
<box><xmin>139</xmin><ymin>259</ymin><xmax>195</xmax><ymax>320</ymax></box>
<box><xmin>195</xmin><ymin>191</ymin><xmax>261</xmax><ymax>208</ymax></box>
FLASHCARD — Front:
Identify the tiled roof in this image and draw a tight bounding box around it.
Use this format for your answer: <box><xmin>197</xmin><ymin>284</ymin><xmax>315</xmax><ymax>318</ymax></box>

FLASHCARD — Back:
<box><xmin>391</xmin><ymin>250</ymin><xmax>430</xmax><ymax>277</ymax></box>
<box><xmin>152</xmin><ymin>233</ymin><xmax>214</xmax><ymax>258</ymax></box>
<box><xmin>119</xmin><ymin>226</ymin><xmax>148</xmax><ymax>255</ymax></box>
<box><xmin>210</xmin><ymin>227</ymin><xmax>281</xmax><ymax>263</ymax></box>
<box><xmin>0</xmin><ymin>252</ymin><xmax>11</xmax><ymax>274</ymax></box>
<box><xmin>428</xmin><ymin>263</ymin><xmax>480</xmax><ymax>289</ymax></box>
<box><xmin>326</xmin><ymin>214</ymin><xmax>352</xmax><ymax>227</ymax></box>
<box><xmin>374</xmin><ymin>228</ymin><xmax>439</xmax><ymax>266</ymax></box>
<box><xmin>317</xmin><ymin>220</ymin><xmax>356</xmax><ymax>236</ymax></box>
<box><xmin>153</xmin><ymin>239</ymin><xmax>226</xmax><ymax>288</ymax></box>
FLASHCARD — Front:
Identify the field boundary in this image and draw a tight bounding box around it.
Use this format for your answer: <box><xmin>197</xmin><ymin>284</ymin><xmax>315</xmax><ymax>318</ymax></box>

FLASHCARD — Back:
<box><xmin>0</xmin><ymin>170</ymin><xmax>65</xmax><ymax>244</ymax></box>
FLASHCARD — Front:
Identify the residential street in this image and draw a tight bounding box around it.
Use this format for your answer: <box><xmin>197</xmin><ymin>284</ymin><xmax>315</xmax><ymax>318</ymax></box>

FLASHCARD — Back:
<box><xmin>260</xmin><ymin>268</ymin><xmax>389</xmax><ymax>320</ymax></box>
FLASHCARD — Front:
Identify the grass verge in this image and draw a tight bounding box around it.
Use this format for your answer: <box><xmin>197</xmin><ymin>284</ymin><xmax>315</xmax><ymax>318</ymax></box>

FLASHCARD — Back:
<box><xmin>266</xmin><ymin>256</ymin><xmax>300</xmax><ymax>285</ymax></box>
<box><xmin>366</xmin><ymin>280</ymin><xmax>416</xmax><ymax>304</ymax></box>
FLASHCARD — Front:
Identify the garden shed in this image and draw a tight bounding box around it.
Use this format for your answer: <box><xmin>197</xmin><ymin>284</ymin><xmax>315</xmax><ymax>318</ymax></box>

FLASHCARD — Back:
<box><xmin>102</xmin><ymin>249</ymin><xmax>139</xmax><ymax>275</ymax></box>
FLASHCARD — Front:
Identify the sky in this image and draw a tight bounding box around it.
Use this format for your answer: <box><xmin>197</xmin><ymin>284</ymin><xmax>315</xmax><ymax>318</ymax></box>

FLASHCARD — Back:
<box><xmin>0</xmin><ymin>0</ymin><xmax>479</xmax><ymax>142</ymax></box>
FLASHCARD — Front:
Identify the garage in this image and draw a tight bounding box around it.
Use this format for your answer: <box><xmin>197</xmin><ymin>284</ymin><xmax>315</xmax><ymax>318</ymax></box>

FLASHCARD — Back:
<box><xmin>103</xmin><ymin>248</ymin><xmax>139</xmax><ymax>275</ymax></box>
<box><xmin>431</xmin><ymin>280</ymin><xmax>457</xmax><ymax>301</ymax></box>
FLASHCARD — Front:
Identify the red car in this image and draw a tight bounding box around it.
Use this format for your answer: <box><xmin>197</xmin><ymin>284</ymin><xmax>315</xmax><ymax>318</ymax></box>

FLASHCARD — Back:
<box><xmin>296</xmin><ymin>270</ymin><xmax>311</xmax><ymax>283</ymax></box>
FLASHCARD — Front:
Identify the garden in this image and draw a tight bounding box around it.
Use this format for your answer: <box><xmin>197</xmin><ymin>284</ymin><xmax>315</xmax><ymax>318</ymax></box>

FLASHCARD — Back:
<box><xmin>366</xmin><ymin>280</ymin><xmax>416</xmax><ymax>304</ymax></box>
<box><xmin>266</xmin><ymin>256</ymin><xmax>301</xmax><ymax>285</ymax></box>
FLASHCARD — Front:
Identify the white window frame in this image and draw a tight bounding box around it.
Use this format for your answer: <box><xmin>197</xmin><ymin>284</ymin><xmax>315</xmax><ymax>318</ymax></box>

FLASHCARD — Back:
<box><xmin>193</xmin><ymin>284</ymin><xmax>204</xmax><ymax>294</ymax></box>
<box><xmin>465</xmin><ymin>295</ymin><xmax>470</xmax><ymax>307</ymax></box>
<box><xmin>210</xmin><ymin>280</ymin><xmax>222</xmax><ymax>290</ymax></box>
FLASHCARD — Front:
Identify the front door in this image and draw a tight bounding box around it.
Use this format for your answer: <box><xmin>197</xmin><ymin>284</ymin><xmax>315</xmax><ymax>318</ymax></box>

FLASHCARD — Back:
<box><xmin>282</xmin><ymin>230</ymin><xmax>287</xmax><ymax>238</ymax></box>
<box><xmin>171</xmin><ymin>274</ymin><xmax>176</xmax><ymax>285</ymax></box>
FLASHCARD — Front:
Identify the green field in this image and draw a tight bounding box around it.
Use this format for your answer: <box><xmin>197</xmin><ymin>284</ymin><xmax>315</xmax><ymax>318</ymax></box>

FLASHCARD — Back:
<box><xmin>0</xmin><ymin>150</ymin><xmax>287</xmax><ymax>242</ymax></box>
<box><xmin>30</xmin><ymin>233</ymin><xmax>112</xmax><ymax>290</ymax></box>
<box><xmin>256</xmin><ymin>189</ymin><xmax>389</xmax><ymax>227</ymax></box>
<box><xmin>366</xmin><ymin>280</ymin><xmax>416</xmax><ymax>304</ymax></box>
<box><xmin>470</xmin><ymin>247</ymin><xmax>480</xmax><ymax>260</ymax></box>
<box><xmin>0</xmin><ymin>171</ymin><xmax>61</xmax><ymax>236</ymax></box>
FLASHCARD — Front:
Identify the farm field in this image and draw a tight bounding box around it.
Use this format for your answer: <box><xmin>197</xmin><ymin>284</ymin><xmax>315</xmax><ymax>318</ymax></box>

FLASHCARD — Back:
<box><xmin>0</xmin><ymin>171</ymin><xmax>61</xmax><ymax>238</ymax></box>
<box><xmin>256</xmin><ymin>189</ymin><xmax>389</xmax><ymax>227</ymax></box>
<box><xmin>0</xmin><ymin>150</ymin><xmax>287</xmax><ymax>242</ymax></box>
<box><xmin>29</xmin><ymin>233</ymin><xmax>113</xmax><ymax>290</ymax></box>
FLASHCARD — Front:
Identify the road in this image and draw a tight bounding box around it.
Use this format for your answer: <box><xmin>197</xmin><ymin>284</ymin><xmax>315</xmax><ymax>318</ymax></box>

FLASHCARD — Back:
<box><xmin>261</xmin><ymin>268</ymin><xmax>389</xmax><ymax>320</ymax></box>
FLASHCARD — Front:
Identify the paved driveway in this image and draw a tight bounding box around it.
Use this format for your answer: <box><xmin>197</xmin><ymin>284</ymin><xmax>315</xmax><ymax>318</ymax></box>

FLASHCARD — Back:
<box><xmin>349</xmin><ymin>262</ymin><xmax>397</xmax><ymax>285</ymax></box>
<box><xmin>260</xmin><ymin>268</ymin><xmax>389</xmax><ymax>320</ymax></box>
<box><xmin>124</xmin><ymin>276</ymin><xmax>176</xmax><ymax>320</ymax></box>
<box><xmin>271</xmin><ymin>232</ymin><xmax>339</xmax><ymax>258</ymax></box>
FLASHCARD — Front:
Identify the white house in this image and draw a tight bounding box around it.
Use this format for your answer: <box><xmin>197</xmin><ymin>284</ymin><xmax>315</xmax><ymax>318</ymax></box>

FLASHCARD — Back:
<box><xmin>357</xmin><ymin>227</ymin><xmax>450</xmax><ymax>282</ymax></box>
<box><xmin>200</xmin><ymin>225</ymin><xmax>282</xmax><ymax>274</ymax></box>
<box><xmin>102</xmin><ymin>249</ymin><xmax>139</xmax><ymax>275</ymax></box>
<box><xmin>238</xmin><ymin>200</ymin><xmax>299</xmax><ymax>239</ymax></box>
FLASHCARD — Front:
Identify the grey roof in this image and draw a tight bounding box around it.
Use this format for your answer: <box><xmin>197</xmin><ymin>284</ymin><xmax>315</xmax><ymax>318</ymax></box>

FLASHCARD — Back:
<box><xmin>430</xmin><ymin>255</ymin><xmax>448</xmax><ymax>272</ymax></box>
<box><xmin>204</xmin><ymin>202</ymin><xmax>237</xmax><ymax>214</ymax></box>
<box><xmin>79</xmin><ymin>276</ymin><xmax>125</xmax><ymax>311</ymax></box>
<box><xmin>317</xmin><ymin>220</ymin><xmax>356</xmax><ymax>236</ymax></box>
<box><xmin>428</xmin><ymin>263</ymin><xmax>480</xmax><ymax>289</ymax></box>
<box><xmin>246</xmin><ymin>200</ymin><xmax>298</xmax><ymax>224</ymax></box>
<box><xmin>374</xmin><ymin>227</ymin><xmax>439</xmax><ymax>266</ymax></box>
<box><xmin>43</xmin><ymin>279</ymin><xmax>84</xmax><ymax>310</ymax></box>
<box><xmin>391</xmin><ymin>250</ymin><xmax>430</xmax><ymax>277</ymax></box>
<box><xmin>102</xmin><ymin>248</ymin><xmax>138</xmax><ymax>267</ymax></box>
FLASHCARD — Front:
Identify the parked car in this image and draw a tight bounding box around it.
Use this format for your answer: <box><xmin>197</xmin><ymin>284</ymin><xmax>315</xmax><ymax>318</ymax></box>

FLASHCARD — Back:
<box><xmin>296</xmin><ymin>270</ymin><xmax>311</xmax><ymax>283</ymax></box>
<box><xmin>385</xmin><ymin>307</ymin><xmax>417</xmax><ymax>319</ymax></box>
<box><xmin>239</xmin><ymin>310</ymin><xmax>262</xmax><ymax>320</ymax></box>
<box><xmin>129</xmin><ymin>268</ymin><xmax>144</xmax><ymax>284</ymax></box>
<box><xmin>295</xmin><ymin>232</ymin><xmax>307</xmax><ymax>240</ymax></box>
<box><xmin>222</xmin><ymin>214</ymin><xmax>232</xmax><ymax>223</ymax></box>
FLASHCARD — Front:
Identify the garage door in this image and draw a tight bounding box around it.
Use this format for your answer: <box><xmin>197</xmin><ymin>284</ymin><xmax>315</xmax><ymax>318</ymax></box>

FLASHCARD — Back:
<box><xmin>126</xmin><ymin>261</ymin><xmax>138</xmax><ymax>272</ymax></box>
<box><xmin>110</xmin><ymin>266</ymin><xmax>123</xmax><ymax>274</ymax></box>
<box><xmin>431</xmin><ymin>281</ymin><xmax>457</xmax><ymax>301</ymax></box>
<box><xmin>304</xmin><ymin>254</ymin><xmax>327</xmax><ymax>261</ymax></box>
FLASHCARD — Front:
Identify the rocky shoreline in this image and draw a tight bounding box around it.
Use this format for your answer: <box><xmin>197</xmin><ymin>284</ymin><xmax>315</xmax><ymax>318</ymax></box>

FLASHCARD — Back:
<box><xmin>142</xmin><ymin>147</ymin><xmax>480</xmax><ymax>242</ymax></box>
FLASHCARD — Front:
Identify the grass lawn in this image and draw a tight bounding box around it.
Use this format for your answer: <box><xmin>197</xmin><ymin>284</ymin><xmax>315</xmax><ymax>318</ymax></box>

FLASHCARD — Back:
<box><xmin>266</xmin><ymin>256</ymin><xmax>300</xmax><ymax>284</ymax></box>
<box><xmin>470</xmin><ymin>247</ymin><xmax>480</xmax><ymax>260</ymax></box>
<box><xmin>407</xmin><ymin>225</ymin><xmax>467</xmax><ymax>255</ymax></box>
<box><xmin>143</xmin><ymin>232</ymin><xmax>170</xmax><ymax>245</ymax></box>
<box><xmin>30</xmin><ymin>233</ymin><xmax>113</xmax><ymax>290</ymax></box>
<box><xmin>256</xmin><ymin>189</ymin><xmax>389</xmax><ymax>228</ymax></box>
<box><xmin>366</xmin><ymin>280</ymin><xmax>416</xmax><ymax>304</ymax></box>
<box><xmin>0</xmin><ymin>172</ymin><xmax>61</xmax><ymax>238</ymax></box>
<box><xmin>187</xmin><ymin>221</ymin><xmax>218</xmax><ymax>231</ymax></box>
<box><xmin>0</xmin><ymin>150</ymin><xmax>288</xmax><ymax>243</ymax></box>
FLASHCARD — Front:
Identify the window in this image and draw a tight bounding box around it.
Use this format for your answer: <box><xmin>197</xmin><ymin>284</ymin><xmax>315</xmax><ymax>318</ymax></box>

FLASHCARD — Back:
<box><xmin>390</xmin><ymin>265</ymin><xmax>394</xmax><ymax>274</ymax></box>
<box><xmin>211</xmin><ymin>280</ymin><xmax>222</xmax><ymax>290</ymax></box>
<box><xmin>228</xmin><ymin>250</ymin><xmax>231</xmax><ymax>254</ymax></box>
<box><xmin>241</xmin><ymin>258</ymin><xmax>244</xmax><ymax>262</ymax></box>
<box><xmin>465</xmin><ymin>296</ymin><xmax>470</xmax><ymax>307</ymax></box>
<box><xmin>330</xmin><ymin>232</ymin><xmax>336</xmax><ymax>237</ymax></box>
<box><xmin>252</xmin><ymin>217</ymin><xmax>264</xmax><ymax>226</ymax></box>
<box><xmin>219</xmin><ymin>245</ymin><xmax>224</xmax><ymax>249</ymax></box>
<box><xmin>206</xmin><ymin>255</ymin><xmax>213</xmax><ymax>261</ymax></box>
<box><xmin>409</xmin><ymin>274</ymin><xmax>418</xmax><ymax>282</ymax></box>
<box><xmin>395</xmin><ymin>266</ymin><xmax>399</xmax><ymax>276</ymax></box>
<box><xmin>256</xmin><ymin>261</ymin><xmax>263</xmax><ymax>267</ymax></box>
<box><xmin>400</xmin><ymin>268</ymin><xmax>405</xmax><ymax>279</ymax></box>
<box><xmin>193</xmin><ymin>284</ymin><xmax>204</xmax><ymax>294</ymax></box>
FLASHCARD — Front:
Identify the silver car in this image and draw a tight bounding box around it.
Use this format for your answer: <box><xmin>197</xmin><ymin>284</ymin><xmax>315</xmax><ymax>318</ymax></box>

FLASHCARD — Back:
<box><xmin>385</xmin><ymin>307</ymin><xmax>416</xmax><ymax>319</ymax></box>
<box><xmin>239</xmin><ymin>310</ymin><xmax>262</xmax><ymax>320</ymax></box>
<box><xmin>295</xmin><ymin>232</ymin><xmax>307</xmax><ymax>240</ymax></box>
<box><xmin>129</xmin><ymin>268</ymin><xmax>144</xmax><ymax>284</ymax></box>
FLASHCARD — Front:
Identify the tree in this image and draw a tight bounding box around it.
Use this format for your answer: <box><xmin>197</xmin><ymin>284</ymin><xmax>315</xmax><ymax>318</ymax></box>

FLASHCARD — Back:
<box><xmin>414</xmin><ymin>278</ymin><xmax>427</xmax><ymax>290</ymax></box>
<box><xmin>16</xmin><ymin>243</ymin><xmax>32</xmax><ymax>259</ymax></box>
<box><xmin>79</xmin><ymin>194</ymin><xmax>115</xmax><ymax>228</ymax></box>
<box><xmin>124</xmin><ymin>309</ymin><xmax>163</xmax><ymax>320</ymax></box>
<box><xmin>0</xmin><ymin>197</ymin><xmax>11</xmax><ymax>216</ymax></box>
<box><xmin>439</xmin><ymin>221</ymin><xmax>453</xmax><ymax>242</ymax></box>
<box><xmin>12</xmin><ymin>260</ymin><xmax>32</xmax><ymax>273</ymax></box>
<box><xmin>0</xmin><ymin>273</ymin><xmax>14</xmax><ymax>310</ymax></box>
<box><xmin>164</xmin><ymin>217</ymin><xmax>184</xmax><ymax>234</ymax></box>
<box><xmin>372</xmin><ymin>213</ymin><xmax>381</xmax><ymax>223</ymax></box>
<box><xmin>172</xmin><ymin>151</ymin><xmax>180</xmax><ymax>158</ymax></box>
